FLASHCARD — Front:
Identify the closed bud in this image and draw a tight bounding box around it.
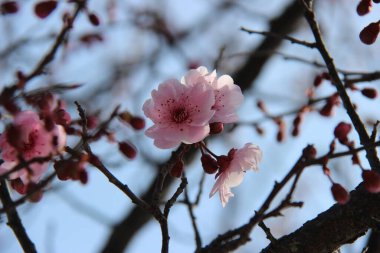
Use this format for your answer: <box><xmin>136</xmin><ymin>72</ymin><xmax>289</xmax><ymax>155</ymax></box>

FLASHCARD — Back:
<box><xmin>362</xmin><ymin>170</ymin><xmax>380</xmax><ymax>193</ymax></box>
<box><xmin>361</xmin><ymin>88</ymin><xmax>377</xmax><ymax>99</ymax></box>
<box><xmin>356</xmin><ymin>0</ymin><xmax>372</xmax><ymax>16</ymax></box>
<box><xmin>331</xmin><ymin>183</ymin><xmax>350</xmax><ymax>205</ymax></box>
<box><xmin>79</xmin><ymin>170</ymin><xmax>88</xmax><ymax>184</ymax></box>
<box><xmin>170</xmin><ymin>159</ymin><xmax>184</xmax><ymax>178</ymax></box>
<box><xmin>53</xmin><ymin>108</ymin><xmax>71</xmax><ymax>127</ymax></box>
<box><xmin>257</xmin><ymin>100</ymin><xmax>268</xmax><ymax>113</ymax></box>
<box><xmin>319</xmin><ymin>103</ymin><xmax>332</xmax><ymax>116</ymax></box>
<box><xmin>130</xmin><ymin>116</ymin><xmax>145</xmax><ymax>130</ymax></box>
<box><xmin>1</xmin><ymin>1</ymin><xmax>18</xmax><ymax>15</ymax></box>
<box><xmin>334</xmin><ymin>122</ymin><xmax>352</xmax><ymax>144</ymax></box>
<box><xmin>302</xmin><ymin>145</ymin><xmax>317</xmax><ymax>160</ymax></box>
<box><xmin>118</xmin><ymin>142</ymin><xmax>137</xmax><ymax>159</ymax></box>
<box><xmin>209</xmin><ymin>122</ymin><xmax>224</xmax><ymax>134</ymax></box>
<box><xmin>201</xmin><ymin>154</ymin><xmax>219</xmax><ymax>174</ymax></box>
<box><xmin>35</xmin><ymin>1</ymin><xmax>58</xmax><ymax>19</ymax></box>
<box><xmin>360</xmin><ymin>22</ymin><xmax>380</xmax><ymax>45</ymax></box>
<box><xmin>26</xmin><ymin>183</ymin><xmax>43</xmax><ymax>203</ymax></box>
<box><xmin>321</xmin><ymin>72</ymin><xmax>331</xmax><ymax>80</ymax></box>
<box><xmin>313</xmin><ymin>75</ymin><xmax>323</xmax><ymax>87</ymax></box>
<box><xmin>10</xmin><ymin>179</ymin><xmax>27</xmax><ymax>194</ymax></box>
<box><xmin>86</xmin><ymin>115</ymin><xmax>98</xmax><ymax>129</ymax></box>
<box><xmin>88</xmin><ymin>12</ymin><xmax>100</xmax><ymax>26</ymax></box>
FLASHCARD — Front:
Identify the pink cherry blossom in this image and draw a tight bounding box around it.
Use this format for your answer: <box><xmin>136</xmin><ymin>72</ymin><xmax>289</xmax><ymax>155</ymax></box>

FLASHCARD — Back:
<box><xmin>0</xmin><ymin>110</ymin><xmax>66</xmax><ymax>184</ymax></box>
<box><xmin>182</xmin><ymin>66</ymin><xmax>244</xmax><ymax>123</ymax></box>
<box><xmin>209</xmin><ymin>143</ymin><xmax>262</xmax><ymax>207</ymax></box>
<box><xmin>143</xmin><ymin>79</ymin><xmax>215</xmax><ymax>149</ymax></box>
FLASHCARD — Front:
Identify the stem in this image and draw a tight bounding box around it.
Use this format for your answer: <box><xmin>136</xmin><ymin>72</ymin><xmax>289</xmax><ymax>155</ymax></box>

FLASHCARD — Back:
<box><xmin>0</xmin><ymin>180</ymin><xmax>37</xmax><ymax>253</ymax></box>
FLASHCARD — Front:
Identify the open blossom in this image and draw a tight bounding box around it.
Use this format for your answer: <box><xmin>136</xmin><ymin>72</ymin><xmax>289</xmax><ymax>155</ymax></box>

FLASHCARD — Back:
<box><xmin>143</xmin><ymin>79</ymin><xmax>215</xmax><ymax>149</ymax></box>
<box><xmin>182</xmin><ymin>66</ymin><xmax>244</xmax><ymax>123</ymax></box>
<box><xmin>209</xmin><ymin>143</ymin><xmax>262</xmax><ymax>207</ymax></box>
<box><xmin>0</xmin><ymin>110</ymin><xmax>66</xmax><ymax>184</ymax></box>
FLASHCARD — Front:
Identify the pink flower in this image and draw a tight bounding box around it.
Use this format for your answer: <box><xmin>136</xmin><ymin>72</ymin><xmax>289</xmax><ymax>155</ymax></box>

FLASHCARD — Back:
<box><xmin>182</xmin><ymin>66</ymin><xmax>244</xmax><ymax>123</ymax></box>
<box><xmin>0</xmin><ymin>110</ymin><xmax>66</xmax><ymax>184</ymax></box>
<box><xmin>209</xmin><ymin>143</ymin><xmax>262</xmax><ymax>207</ymax></box>
<box><xmin>143</xmin><ymin>79</ymin><xmax>215</xmax><ymax>149</ymax></box>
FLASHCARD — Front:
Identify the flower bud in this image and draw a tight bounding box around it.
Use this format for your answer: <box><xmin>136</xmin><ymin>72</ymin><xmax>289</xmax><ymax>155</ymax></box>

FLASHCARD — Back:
<box><xmin>209</xmin><ymin>122</ymin><xmax>224</xmax><ymax>135</ymax></box>
<box><xmin>257</xmin><ymin>100</ymin><xmax>268</xmax><ymax>113</ymax></box>
<box><xmin>118</xmin><ymin>142</ymin><xmax>137</xmax><ymax>159</ymax></box>
<box><xmin>201</xmin><ymin>154</ymin><xmax>219</xmax><ymax>174</ymax></box>
<box><xmin>361</xmin><ymin>88</ymin><xmax>377</xmax><ymax>99</ymax></box>
<box><xmin>79</xmin><ymin>170</ymin><xmax>89</xmax><ymax>184</ymax></box>
<box><xmin>53</xmin><ymin>108</ymin><xmax>72</xmax><ymax>127</ymax></box>
<box><xmin>26</xmin><ymin>183</ymin><xmax>43</xmax><ymax>203</ymax></box>
<box><xmin>302</xmin><ymin>145</ymin><xmax>317</xmax><ymax>160</ymax></box>
<box><xmin>35</xmin><ymin>1</ymin><xmax>57</xmax><ymax>19</ymax></box>
<box><xmin>331</xmin><ymin>183</ymin><xmax>350</xmax><ymax>205</ymax></box>
<box><xmin>88</xmin><ymin>13</ymin><xmax>100</xmax><ymax>26</ymax></box>
<box><xmin>313</xmin><ymin>75</ymin><xmax>323</xmax><ymax>87</ymax></box>
<box><xmin>374</xmin><ymin>0</ymin><xmax>380</xmax><ymax>3</ymax></box>
<box><xmin>356</xmin><ymin>0</ymin><xmax>372</xmax><ymax>16</ymax></box>
<box><xmin>359</xmin><ymin>22</ymin><xmax>380</xmax><ymax>45</ymax></box>
<box><xmin>1</xmin><ymin>1</ymin><xmax>18</xmax><ymax>15</ymax></box>
<box><xmin>10</xmin><ymin>179</ymin><xmax>27</xmax><ymax>194</ymax></box>
<box><xmin>170</xmin><ymin>159</ymin><xmax>184</xmax><ymax>178</ymax></box>
<box><xmin>334</xmin><ymin>122</ymin><xmax>352</xmax><ymax>144</ymax></box>
<box><xmin>130</xmin><ymin>116</ymin><xmax>145</xmax><ymax>130</ymax></box>
<box><xmin>362</xmin><ymin>170</ymin><xmax>380</xmax><ymax>193</ymax></box>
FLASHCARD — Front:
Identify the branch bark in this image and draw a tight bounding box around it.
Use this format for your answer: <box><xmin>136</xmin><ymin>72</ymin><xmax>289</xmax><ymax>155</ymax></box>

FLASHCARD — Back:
<box><xmin>0</xmin><ymin>181</ymin><xmax>37</xmax><ymax>253</ymax></box>
<box><xmin>262</xmin><ymin>187</ymin><xmax>380</xmax><ymax>253</ymax></box>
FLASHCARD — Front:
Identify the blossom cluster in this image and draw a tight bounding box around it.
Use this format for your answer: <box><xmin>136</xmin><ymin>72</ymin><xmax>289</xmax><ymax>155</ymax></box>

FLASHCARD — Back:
<box><xmin>143</xmin><ymin>67</ymin><xmax>263</xmax><ymax>206</ymax></box>
<box><xmin>0</xmin><ymin>92</ymin><xmax>74</xmax><ymax>195</ymax></box>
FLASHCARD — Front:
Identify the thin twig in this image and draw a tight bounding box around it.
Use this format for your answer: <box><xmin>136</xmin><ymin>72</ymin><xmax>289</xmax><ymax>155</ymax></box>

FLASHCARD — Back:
<box><xmin>184</xmin><ymin>187</ymin><xmax>202</xmax><ymax>250</ymax></box>
<box><xmin>240</xmin><ymin>26</ymin><xmax>317</xmax><ymax>48</ymax></box>
<box><xmin>0</xmin><ymin>180</ymin><xmax>37</xmax><ymax>253</ymax></box>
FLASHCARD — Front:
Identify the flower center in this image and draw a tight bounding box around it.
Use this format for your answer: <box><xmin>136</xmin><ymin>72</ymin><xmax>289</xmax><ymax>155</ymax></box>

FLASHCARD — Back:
<box><xmin>23</xmin><ymin>131</ymin><xmax>38</xmax><ymax>152</ymax></box>
<box><xmin>172</xmin><ymin>107</ymin><xmax>189</xmax><ymax>123</ymax></box>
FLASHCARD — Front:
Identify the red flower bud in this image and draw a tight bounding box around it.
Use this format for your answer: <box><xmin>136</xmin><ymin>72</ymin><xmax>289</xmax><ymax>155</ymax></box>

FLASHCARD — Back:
<box><xmin>86</xmin><ymin>115</ymin><xmax>98</xmax><ymax>129</ymax></box>
<box><xmin>209</xmin><ymin>122</ymin><xmax>224</xmax><ymax>135</ymax></box>
<box><xmin>53</xmin><ymin>108</ymin><xmax>71</xmax><ymax>127</ymax></box>
<box><xmin>201</xmin><ymin>154</ymin><xmax>219</xmax><ymax>174</ymax></box>
<box><xmin>302</xmin><ymin>145</ymin><xmax>317</xmax><ymax>160</ymax></box>
<box><xmin>331</xmin><ymin>183</ymin><xmax>350</xmax><ymax>205</ymax></box>
<box><xmin>321</xmin><ymin>72</ymin><xmax>331</xmax><ymax>81</ymax></box>
<box><xmin>359</xmin><ymin>22</ymin><xmax>380</xmax><ymax>45</ymax></box>
<box><xmin>170</xmin><ymin>159</ymin><xmax>184</xmax><ymax>178</ymax></box>
<box><xmin>361</xmin><ymin>88</ymin><xmax>377</xmax><ymax>99</ymax></box>
<box><xmin>362</xmin><ymin>170</ymin><xmax>380</xmax><ymax>193</ymax></box>
<box><xmin>257</xmin><ymin>100</ymin><xmax>268</xmax><ymax>113</ymax></box>
<box><xmin>313</xmin><ymin>75</ymin><xmax>323</xmax><ymax>87</ymax></box>
<box><xmin>1</xmin><ymin>1</ymin><xmax>18</xmax><ymax>15</ymax></box>
<box><xmin>26</xmin><ymin>183</ymin><xmax>43</xmax><ymax>202</ymax></box>
<box><xmin>79</xmin><ymin>170</ymin><xmax>88</xmax><ymax>184</ymax></box>
<box><xmin>35</xmin><ymin>1</ymin><xmax>57</xmax><ymax>19</ymax></box>
<box><xmin>356</xmin><ymin>0</ymin><xmax>372</xmax><ymax>16</ymax></box>
<box><xmin>334</xmin><ymin>122</ymin><xmax>352</xmax><ymax>144</ymax></box>
<box><xmin>118</xmin><ymin>142</ymin><xmax>137</xmax><ymax>159</ymax></box>
<box><xmin>88</xmin><ymin>13</ymin><xmax>100</xmax><ymax>26</ymax></box>
<box><xmin>80</xmin><ymin>33</ymin><xmax>103</xmax><ymax>45</ymax></box>
<box><xmin>10</xmin><ymin>179</ymin><xmax>27</xmax><ymax>194</ymax></box>
<box><xmin>130</xmin><ymin>116</ymin><xmax>145</xmax><ymax>130</ymax></box>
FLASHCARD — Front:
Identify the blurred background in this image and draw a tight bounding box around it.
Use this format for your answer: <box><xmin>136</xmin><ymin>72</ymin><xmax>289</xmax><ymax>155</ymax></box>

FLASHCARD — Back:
<box><xmin>0</xmin><ymin>0</ymin><xmax>380</xmax><ymax>252</ymax></box>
